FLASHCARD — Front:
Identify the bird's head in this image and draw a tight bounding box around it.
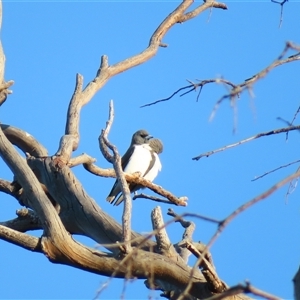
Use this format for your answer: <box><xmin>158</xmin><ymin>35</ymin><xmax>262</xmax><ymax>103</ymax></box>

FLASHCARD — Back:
<box><xmin>132</xmin><ymin>129</ymin><xmax>153</xmax><ymax>145</ymax></box>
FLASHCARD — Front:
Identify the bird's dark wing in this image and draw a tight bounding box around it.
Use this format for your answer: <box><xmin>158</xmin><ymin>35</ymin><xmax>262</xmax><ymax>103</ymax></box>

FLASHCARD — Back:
<box><xmin>121</xmin><ymin>145</ymin><xmax>135</xmax><ymax>170</ymax></box>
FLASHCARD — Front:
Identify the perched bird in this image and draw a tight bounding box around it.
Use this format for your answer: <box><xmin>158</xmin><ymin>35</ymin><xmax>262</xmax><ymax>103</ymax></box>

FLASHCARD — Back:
<box><xmin>106</xmin><ymin>130</ymin><xmax>163</xmax><ymax>206</ymax></box>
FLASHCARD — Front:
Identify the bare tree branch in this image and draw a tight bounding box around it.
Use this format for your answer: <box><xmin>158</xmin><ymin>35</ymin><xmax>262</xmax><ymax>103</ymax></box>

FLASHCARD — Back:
<box><xmin>193</xmin><ymin>125</ymin><xmax>300</xmax><ymax>160</ymax></box>
<box><xmin>252</xmin><ymin>159</ymin><xmax>300</xmax><ymax>181</ymax></box>
<box><xmin>178</xmin><ymin>0</ymin><xmax>227</xmax><ymax>23</ymax></box>
<box><xmin>0</xmin><ymin>179</ymin><xmax>16</xmax><ymax>196</ymax></box>
<box><xmin>206</xmin><ymin>170</ymin><xmax>300</xmax><ymax>254</ymax></box>
<box><xmin>178</xmin><ymin>171</ymin><xmax>300</xmax><ymax>299</ymax></box>
<box><xmin>68</xmin><ymin>153</ymin><xmax>96</xmax><ymax>167</ymax></box>
<box><xmin>277</xmin><ymin>104</ymin><xmax>300</xmax><ymax>140</ymax></box>
<box><xmin>0</xmin><ymin>124</ymin><xmax>48</xmax><ymax>157</ymax></box>
<box><xmin>185</xmin><ymin>241</ymin><xmax>226</xmax><ymax>293</ymax></box>
<box><xmin>168</xmin><ymin>208</ymin><xmax>195</xmax><ymax>263</ymax></box>
<box><xmin>141</xmin><ymin>78</ymin><xmax>235</xmax><ymax>108</ymax></box>
<box><xmin>0</xmin><ymin>208</ymin><xmax>42</xmax><ymax>232</ymax></box>
<box><xmin>54</xmin><ymin>0</ymin><xmax>228</xmax><ymax>163</ymax></box>
<box><xmin>293</xmin><ymin>266</ymin><xmax>300</xmax><ymax>300</ymax></box>
<box><xmin>151</xmin><ymin>206</ymin><xmax>178</xmax><ymax>258</ymax></box>
<box><xmin>142</xmin><ymin>41</ymin><xmax>300</xmax><ymax>130</ymax></box>
<box><xmin>271</xmin><ymin>0</ymin><xmax>289</xmax><ymax>28</ymax></box>
<box><xmin>133</xmin><ymin>193</ymin><xmax>178</xmax><ymax>205</ymax></box>
<box><xmin>0</xmin><ymin>224</ymin><xmax>42</xmax><ymax>252</ymax></box>
<box><xmin>205</xmin><ymin>281</ymin><xmax>281</xmax><ymax>300</ymax></box>
<box><xmin>84</xmin><ymin>163</ymin><xmax>188</xmax><ymax>206</ymax></box>
<box><xmin>100</xmin><ymin>101</ymin><xmax>132</xmax><ymax>253</ymax></box>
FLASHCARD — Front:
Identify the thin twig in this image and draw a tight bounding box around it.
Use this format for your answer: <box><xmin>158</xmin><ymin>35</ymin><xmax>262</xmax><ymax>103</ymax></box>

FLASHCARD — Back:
<box><xmin>133</xmin><ymin>193</ymin><xmax>179</xmax><ymax>205</ymax></box>
<box><xmin>193</xmin><ymin>125</ymin><xmax>300</xmax><ymax>160</ymax></box>
<box><xmin>99</xmin><ymin>101</ymin><xmax>114</xmax><ymax>164</ymax></box>
<box><xmin>204</xmin><ymin>280</ymin><xmax>281</xmax><ymax>300</ymax></box>
<box><xmin>252</xmin><ymin>159</ymin><xmax>300</xmax><ymax>181</ymax></box>
<box><xmin>285</xmin><ymin>165</ymin><xmax>300</xmax><ymax>203</ymax></box>
<box><xmin>141</xmin><ymin>78</ymin><xmax>235</xmax><ymax>108</ymax></box>
<box><xmin>271</xmin><ymin>0</ymin><xmax>288</xmax><ymax>28</ymax></box>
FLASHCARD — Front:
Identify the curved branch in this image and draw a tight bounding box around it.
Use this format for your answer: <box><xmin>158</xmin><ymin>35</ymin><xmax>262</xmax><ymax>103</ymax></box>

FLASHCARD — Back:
<box><xmin>56</xmin><ymin>0</ymin><xmax>227</xmax><ymax>161</ymax></box>
<box><xmin>0</xmin><ymin>124</ymin><xmax>48</xmax><ymax>157</ymax></box>
<box><xmin>68</xmin><ymin>153</ymin><xmax>96</xmax><ymax>167</ymax></box>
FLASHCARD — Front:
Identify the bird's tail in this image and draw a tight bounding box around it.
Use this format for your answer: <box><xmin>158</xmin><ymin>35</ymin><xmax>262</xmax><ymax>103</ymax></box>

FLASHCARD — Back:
<box><xmin>113</xmin><ymin>194</ymin><xmax>126</xmax><ymax>206</ymax></box>
<box><xmin>106</xmin><ymin>195</ymin><xmax>116</xmax><ymax>203</ymax></box>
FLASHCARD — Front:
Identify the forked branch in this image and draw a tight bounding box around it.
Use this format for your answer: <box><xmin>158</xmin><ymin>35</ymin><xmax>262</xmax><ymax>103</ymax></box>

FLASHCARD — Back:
<box><xmin>141</xmin><ymin>42</ymin><xmax>300</xmax><ymax>119</ymax></box>
<box><xmin>56</xmin><ymin>0</ymin><xmax>227</xmax><ymax>162</ymax></box>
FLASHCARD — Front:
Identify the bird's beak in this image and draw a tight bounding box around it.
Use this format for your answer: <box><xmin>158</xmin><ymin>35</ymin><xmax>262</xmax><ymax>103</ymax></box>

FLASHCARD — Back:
<box><xmin>146</xmin><ymin>135</ymin><xmax>153</xmax><ymax>140</ymax></box>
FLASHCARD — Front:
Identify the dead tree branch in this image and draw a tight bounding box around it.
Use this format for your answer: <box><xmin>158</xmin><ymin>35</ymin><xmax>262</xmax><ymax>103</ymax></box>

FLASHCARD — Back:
<box><xmin>141</xmin><ymin>78</ymin><xmax>235</xmax><ymax>108</ymax></box>
<box><xmin>205</xmin><ymin>281</ymin><xmax>281</xmax><ymax>300</ymax></box>
<box><xmin>168</xmin><ymin>208</ymin><xmax>195</xmax><ymax>263</ymax></box>
<box><xmin>0</xmin><ymin>124</ymin><xmax>48</xmax><ymax>157</ymax></box>
<box><xmin>252</xmin><ymin>159</ymin><xmax>300</xmax><ymax>181</ymax></box>
<box><xmin>206</xmin><ymin>170</ymin><xmax>300</xmax><ymax>252</ymax></box>
<box><xmin>100</xmin><ymin>101</ymin><xmax>132</xmax><ymax>253</ymax></box>
<box><xmin>133</xmin><ymin>193</ymin><xmax>177</xmax><ymax>205</ymax></box>
<box><xmin>55</xmin><ymin>0</ymin><xmax>227</xmax><ymax>163</ymax></box>
<box><xmin>0</xmin><ymin>208</ymin><xmax>42</xmax><ymax>232</ymax></box>
<box><xmin>193</xmin><ymin>125</ymin><xmax>300</xmax><ymax>160</ymax></box>
<box><xmin>0</xmin><ymin>224</ymin><xmax>42</xmax><ymax>252</ymax></box>
<box><xmin>84</xmin><ymin>163</ymin><xmax>188</xmax><ymax>206</ymax></box>
<box><xmin>151</xmin><ymin>206</ymin><xmax>178</xmax><ymax>258</ymax></box>
<box><xmin>142</xmin><ymin>41</ymin><xmax>300</xmax><ymax>121</ymax></box>
<box><xmin>271</xmin><ymin>0</ymin><xmax>289</xmax><ymax>28</ymax></box>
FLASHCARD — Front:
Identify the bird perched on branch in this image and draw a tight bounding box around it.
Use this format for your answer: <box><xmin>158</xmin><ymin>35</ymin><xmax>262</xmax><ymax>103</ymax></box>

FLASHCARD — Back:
<box><xmin>106</xmin><ymin>129</ymin><xmax>163</xmax><ymax>206</ymax></box>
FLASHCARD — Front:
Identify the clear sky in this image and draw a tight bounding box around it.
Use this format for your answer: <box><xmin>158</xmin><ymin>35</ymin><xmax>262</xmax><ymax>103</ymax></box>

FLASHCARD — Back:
<box><xmin>0</xmin><ymin>1</ymin><xmax>299</xmax><ymax>299</ymax></box>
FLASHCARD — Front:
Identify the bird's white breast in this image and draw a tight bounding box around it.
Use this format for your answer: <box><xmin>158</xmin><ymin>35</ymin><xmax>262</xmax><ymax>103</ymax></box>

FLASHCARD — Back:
<box><xmin>124</xmin><ymin>144</ymin><xmax>153</xmax><ymax>176</ymax></box>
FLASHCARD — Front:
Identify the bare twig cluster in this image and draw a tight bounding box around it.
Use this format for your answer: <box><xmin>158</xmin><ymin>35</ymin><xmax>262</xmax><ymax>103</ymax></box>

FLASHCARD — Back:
<box><xmin>142</xmin><ymin>41</ymin><xmax>300</xmax><ymax>134</ymax></box>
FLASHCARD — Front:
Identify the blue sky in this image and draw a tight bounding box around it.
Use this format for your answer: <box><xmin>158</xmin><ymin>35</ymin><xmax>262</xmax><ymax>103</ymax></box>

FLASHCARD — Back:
<box><xmin>0</xmin><ymin>1</ymin><xmax>299</xmax><ymax>299</ymax></box>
